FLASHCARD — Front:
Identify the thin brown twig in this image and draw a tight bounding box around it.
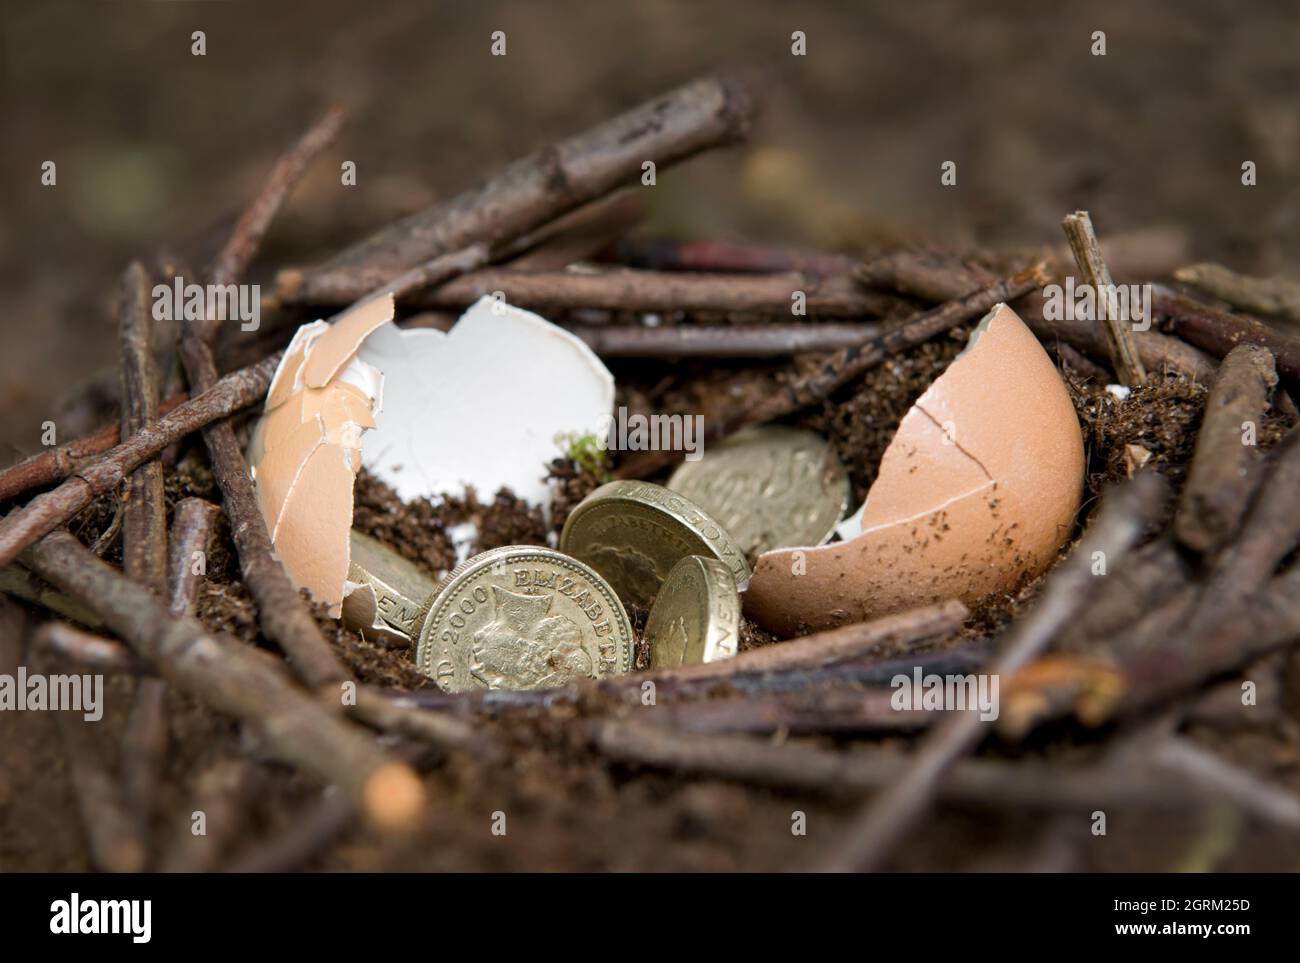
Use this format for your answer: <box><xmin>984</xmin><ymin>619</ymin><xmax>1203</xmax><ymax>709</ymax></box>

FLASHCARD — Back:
<box><xmin>280</xmin><ymin>266</ymin><xmax>896</xmax><ymax>317</ymax></box>
<box><xmin>0</xmin><ymin>392</ymin><xmax>186</xmax><ymax>506</ymax></box>
<box><xmin>117</xmin><ymin>261</ymin><xmax>168</xmax><ymax>592</ymax></box>
<box><xmin>615</xmin><ymin>262</ymin><xmax>1048</xmax><ymax>479</ymax></box>
<box><xmin>819</xmin><ymin>472</ymin><xmax>1169</xmax><ymax>871</ymax></box>
<box><xmin>0</xmin><ymin>351</ymin><xmax>281</xmax><ymax>569</ymax></box>
<box><xmin>568</xmin><ymin>320</ymin><xmax>886</xmax><ymax>357</ymax></box>
<box><xmin>33</xmin><ymin>621</ymin><xmax>141</xmax><ymax>673</ymax></box>
<box><xmin>206</xmin><ymin>107</ymin><xmax>345</xmax><ymax>296</ymax></box>
<box><xmin>1175</xmin><ymin>263</ymin><xmax>1300</xmax><ymax>326</ymax></box>
<box><xmin>1156</xmin><ymin>286</ymin><xmax>1300</xmax><ymax>380</ymax></box>
<box><xmin>23</xmin><ymin>528</ymin><xmax>426</xmax><ymax>829</ymax></box>
<box><xmin>1174</xmin><ymin>344</ymin><xmax>1278</xmax><ymax>554</ymax></box>
<box><xmin>1062</xmin><ymin>211</ymin><xmax>1147</xmax><ymax>386</ymax></box>
<box><xmin>295</xmin><ymin>76</ymin><xmax>753</xmax><ymax>284</ymax></box>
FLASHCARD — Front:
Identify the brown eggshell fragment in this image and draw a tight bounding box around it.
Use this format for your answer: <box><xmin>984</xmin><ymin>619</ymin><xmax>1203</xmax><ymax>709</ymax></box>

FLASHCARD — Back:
<box><xmin>249</xmin><ymin>296</ymin><xmax>392</xmax><ymax>617</ymax></box>
<box><xmin>744</xmin><ymin>303</ymin><xmax>1084</xmax><ymax>636</ymax></box>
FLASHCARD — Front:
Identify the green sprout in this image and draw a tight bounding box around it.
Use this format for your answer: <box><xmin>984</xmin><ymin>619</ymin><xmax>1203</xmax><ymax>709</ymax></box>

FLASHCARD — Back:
<box><xmin>555</xmin><ymin>430</ymin><xmax>612</xmax><ymax>481</ymax></box>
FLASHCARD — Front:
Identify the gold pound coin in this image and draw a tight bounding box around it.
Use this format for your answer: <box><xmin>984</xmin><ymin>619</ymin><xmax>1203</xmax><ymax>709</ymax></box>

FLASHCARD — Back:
<box><xmin>644</xmin><ymin>555</ymin><xmax>741</xmax><ymax>670</ymax></box>
<box><xmin>559</xmin><ymin>480</ymin><xmax>751</xmax><ymax>610</ymax></box>
<box><xmin>667</xmin><ymin>425</ymin><xmax>850</xmax><ymax>557</ymax></box>
<box><xmin>347</xmin><ymin>530</ymin><xmax>437</xmax><ymax>641</ymax></box>
<box><xmin>415</xmin><ymin>545</ymin><xmax>634</xmax><ymax>693</ymax></box>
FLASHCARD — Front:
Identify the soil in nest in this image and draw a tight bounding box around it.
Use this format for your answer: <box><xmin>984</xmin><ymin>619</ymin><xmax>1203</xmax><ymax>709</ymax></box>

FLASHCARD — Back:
<box><xmin>7</xmin><ymin>324</ymin><xmax>1300</xmax><ymax>873</ymax></box>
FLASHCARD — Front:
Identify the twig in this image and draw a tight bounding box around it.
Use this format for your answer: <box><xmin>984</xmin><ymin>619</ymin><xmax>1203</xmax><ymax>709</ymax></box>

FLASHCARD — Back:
<box><xmin>0</xmin><ymin>392</ymin><xmax>186</xmax><ymax>505</ymax></box>
<box><xmin>1155</xmin><ymin>737</ymin><xmax>1300</xmax><ymax>829</ymax></box>
<box><xmin>1062</xmin><ymin>211</ymin><xmax>1146</xmax><ymax>386</ymax></box>
<box><xmin>819</xmin><ymin>472</ymin><xmax>1169</xmax><ymax>871</ymax></box>
<box><xmin>613</xmin><ymin>236</ymin><xmax>858</xmax><ymax>276</ymax></box>
<box><xmin>1175</xmin><ymin>263</ymin><xmax>1300</xmax><ymax>326</ymax></box>
<box><xmin>180</xmin><ymin>112</ymin><xmax>353</xmax><ymax>690</ymax></box>
<box><xmin>23</xmin><ymin>528</ymin><xmax>425</xmax><ymax>829</ymax></box>
<box><xmin>117</xmin><ymin>261</ymin><xmax>168</xmax><ymax>593</ymax></box>
<box><xmin>1197</xmin><ymin>425</ymin><xmax>1300</xmax><ymax>617</ymax></box>
<box><xmin>294</xmin><ymin>75</ymin><xmax>753</xmax><ymax>285</ymax></box>
<box><xmin>0</xmin><ymin>351</ymin><xmax>281</xmax><ymax>568</ymax></box>
<box><xmin>615</xmin><ymin>262</ymin><xmax>1048</xmax><ymax>478</ymax></box>
<box><xmin>280</xmin><ymin>266</ymin><xmax>895</xmax><ymax>317</ymax></box>
<box><xmin>206</xmin><ymin>107</ymin><xmax>344</xmax><ymax>298</ymax></box>
<box><xmin>350</xmin><ymin>684</ymin><xmax>499</xmax><ymax>759</ymax></box>
<box><xmin>33</xmin><ymin>621</ymin><xmax>141</xmax><ymax>673</ymax></box>
<box><xmin>648</xmin><ymin>600</ymin><xmax>968</xmax><ymax>682</ymax></box>
<box><xmin>644</xmin><ymin>686</ymin><xmax>930</xmax><ymax>736</ymax></box>
<box><xmin>0</xmin><ymin>564</ymin><xmax>104</xmax><ymax>627</ymax></box>
<box><xmin>158</xmin><ymin>759</ymin><xmax>254</xmax><ymax>873</ymax></box>
<box><xmin>1156</xmin><ymin>287</ymin><xmax>1300</xmax><ymax>380</ymax></box>
<box><xmin>860</xmin><ymin>248</ymin><xmax>1216</xmax><ymax>382</ymax></box>
<box><xmin>568</xmin><ymin>321</ymin><xmax>885</xmax><ymax>357</ymax></box>
<box><xmin>1174</xmin><ymin>344</ymin><xmax>1278</xmax><ymax>554</ymax></box>
<box><xmin>56</xmin><ymin>711</ymin><xmax>147</xmax><ymax>873</ymax></box>
<box><xmin>122</xmin><ymin>497</ymin><xmax>223</xmax><ymax>855</ymax></box>
<box><xmin>592</xmin><ymin>721</ymin><xmax>1206</xmax><ymax>812</ymax></box>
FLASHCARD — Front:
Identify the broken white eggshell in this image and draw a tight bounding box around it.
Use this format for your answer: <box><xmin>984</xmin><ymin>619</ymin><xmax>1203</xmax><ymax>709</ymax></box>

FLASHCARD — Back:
<box><xmin>249</xmin><ymin>294</ymin><xmax>614</xmax><ymax>622</ymax></box>
<box><xmin>743</xmin><ymin>303</ymin><xmax>1084</xmax><ymax>636</ymax></box>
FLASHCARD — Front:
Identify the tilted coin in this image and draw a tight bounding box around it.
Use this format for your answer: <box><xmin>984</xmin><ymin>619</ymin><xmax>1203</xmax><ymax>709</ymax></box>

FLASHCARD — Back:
<box><xmin>644</xmin><ymin>555</ymin><xmax>741</xmax><ymax>670</ymax></box>
<box><xmin>416</xmin><ymin>545</ymin><xmax>634</xmax><ymax>693</ymax></box>
<box><xmin>559</xmin><ymin>480</ymin><xmax>751</xmax><ymax>610</ymax></box>
<box><xmin>667</xmin><ymin>425</ymin><xmax>851</xmax><ymax>556</ymax></box>
<box><xmin>346</xmin><ymin>530</ymin><xmax>437</xmax><ymax>642</ymax></box>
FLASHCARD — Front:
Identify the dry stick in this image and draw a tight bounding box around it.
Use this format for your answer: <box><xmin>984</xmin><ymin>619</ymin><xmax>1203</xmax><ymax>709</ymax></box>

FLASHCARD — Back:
<box><xmin>33</xmin><ymin>621</ymin><xmax>142</xmax><ymax>673</ymax></box>
<box><xmin>0</xmin><ymin>392</ymin><xmax>186</xmax><ymax>505</ymax></box>
<box><xmin>206</xmin><ymin>107</ymin><xmax>345</xmax><ymax>294</ymax></box>
<box><xmin>298</xmin><ymin>75</ymin><xmax>753</xmax><ymax>285</ymax></box>
<box><xmin>56</xmin><ymin>710</ymin><xmax>148</xmax><ymax>873</ymax></box>
<box><xmin>592</xmin><ymin>721</ymin><xmax>1205</xmax><ymax>813</ymax></box>
<box><xmin>180</xmin><ymin>111</ymin><xmax>350</xmax><ymax>689</ymax></box>
<box><xmin>1183</xmin><ymin>425</ymin><xmax>1300</xmax><ymax>634</ymax></box>
<box><xmin>646</xmin><ymin>686</ymin><xmax>930</xmax><ymax>736</ymax></box>
<box><xmin>1175</xmin><ymin>263</ymin><xmax>1300</xmax><ymax>326</ymax></box>
<box><xmin>569</xmin><ymin>321</ymin><xmax>885</xmax><ymax>357</ymax></box>
<box><xmin>615</xmin><ymin>262</ymin><xmax>1048</xmax><ymax>479</ymax></box>
<box><xmin>159</xmin><ymin>759</ymin><xmax>253</xmax><ymax>873</ymax></box>
<box><xmin>819</xmin><ymin>472</ymin><xmax>1169</xmax><ymax>872</ymax></box>
<box><xmin>0</xmin><ymin>352</ymin><xmax>280</xmax><ymax>569</ymax></box>
<box><xmin>350</xmin><ymin>684</ymin><xmax>500</xmax><ymax>759</ymax></box>
<box><xmin>167</xmin><ymin>498</ymin><xmax>221</xmax><ymax>617</ymax></box>
<box><xmin>122</xmin><ymin>499</ymin><xmax>222</xmax><ymax>857</ymax></box>
<box><xmin>1062</xmin><ymin>211</ymin><xmax>1146</xmax><ymax>386</ymax></box>
<box><xmin>281</xmin><ymin>266</ymin><xmax>895</xmax><ymax>318</ymax></box>
<box><xmin>117</xmin><ymin>262</ymin><xmax>168</xmax><ymax>591</ymax></box>
<box><xmin>1155</xmin><ymin>287</ymin><xmax>1300</xmax><ymax>380</ymax></box>
<box><xmin>117</xmin><ymin>261</ymin><xmax>171</xmax><ymax>854</ymax></box>
<box><xmin>0</xmin><ymin>564</ymin><xmax>103</xmax><ymax>627</ymax></box>
<box><xmin>1174</xmin><ymin>344</ymin><xmax>1278</xmax><ymax>554</ymax></box>
<box><xmin>646</xmin><ymin>599</ymin><xmax>968</xmax><ymax>683</ymax></box>
<box><xmin>23</xmin><ymin>528</ymin><xmax>424</xmax><ymax>829</ymax></box>
<box><xmin>860</xmin><ymin>249</ymin><xmax>1216</xmax><ymax>382</ymax></box>
<box><xmin>1155</xmin><ymin>737</ymin><xmax>1300</xmax><ymax>830</ymax></box>
<box><xmin>612</xmin><ymin>236</ymin><xmax>858</xmax><ymax>277</ymax></box>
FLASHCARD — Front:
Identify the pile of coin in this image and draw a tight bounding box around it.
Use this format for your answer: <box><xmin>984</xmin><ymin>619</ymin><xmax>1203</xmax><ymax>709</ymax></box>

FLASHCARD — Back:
<box><xmin>346</xmin><ymin>427</ymin><xmax>849</xmax><ymax>692</ymax></box>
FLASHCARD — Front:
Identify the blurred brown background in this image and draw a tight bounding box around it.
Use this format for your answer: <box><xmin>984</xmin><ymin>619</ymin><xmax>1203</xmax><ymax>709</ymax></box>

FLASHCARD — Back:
<box><xmin>3</xmin><ymin>0</ymin><xmax>1298</xmax><ymax>460</ymax></box>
